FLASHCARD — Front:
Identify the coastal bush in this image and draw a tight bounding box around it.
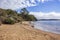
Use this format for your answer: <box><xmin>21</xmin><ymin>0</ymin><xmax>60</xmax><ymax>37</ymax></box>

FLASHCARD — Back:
<box><xmin>20</xmin><ymin>8</ymin><xmax>37</xmax><ymax>21</ymax></box>
<box><xmin>3</xmin><ymin>18</ymin><xmax>15</xmax><ymax>24</ymax></box>
<box><xmin>0</xmin><ymin>8</ymin><xmax>37</xmax><ymax>24</ymax></box>
<box><xmin>22</xmin><ymin>14</ymin><xmax>37</xmax><ymax>21</ymax></box>
<box><xmin>27</xmin><ymin>15</ymin><xmax>37</xmax><ymax>21</ymax></box>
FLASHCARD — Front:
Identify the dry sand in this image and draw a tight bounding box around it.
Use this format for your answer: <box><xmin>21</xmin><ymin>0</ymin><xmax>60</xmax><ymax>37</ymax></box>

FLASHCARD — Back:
<box><xmin>0</xmin><ymin>22</ymin><xmax>60</xmax><ymax>40</ymax></box>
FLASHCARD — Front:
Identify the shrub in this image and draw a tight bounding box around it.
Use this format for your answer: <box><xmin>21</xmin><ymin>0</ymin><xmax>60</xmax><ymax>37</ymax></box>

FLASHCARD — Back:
<box><xmin>23</xmin><ymin>15</ymin><xmax>37</xmax><ymax>21</ymax></box>
<box><xmin>3</xmin><ymin>18</ymin><xmax>15</xmax><ymax>24</ymax></box>
<box><xmin>27</xmin><ymin>15</ymin><xmax>37</xmax><ymax>21</ymax></box>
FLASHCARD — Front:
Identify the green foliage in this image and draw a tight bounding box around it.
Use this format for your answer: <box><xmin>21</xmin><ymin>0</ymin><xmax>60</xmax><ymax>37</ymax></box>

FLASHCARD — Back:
<box><xmin>6</xmin><ymin>9</ymin><xmax>17</xmax><ymax>16</ymax></box>
<box><xmin>23</xmin><ymin>14</ymin><xmax>37</xmax><ymax>21</ymax></box>
<box><xmin>20</xmin><ymin>8</ymin><xmax>37</xmax><ymax>21</ymax></box>
<box><xmin>27</xmin><ymin>15</ymin><xmax>37</xmax><ymax>21</ymax></box>
<box><xmin>20</xmin><ymin>8</ymin><xmax>29</xmax><ymax>15</ymax></box>
<box><xmin>0</xmin><ymin>8</ymin><xmax>37</xmax><ymax>24</ymax></box>
<box><xmin>3</xmin><ymin>18</ymin><xmax>15</xmax><ymax>24</ymax></box>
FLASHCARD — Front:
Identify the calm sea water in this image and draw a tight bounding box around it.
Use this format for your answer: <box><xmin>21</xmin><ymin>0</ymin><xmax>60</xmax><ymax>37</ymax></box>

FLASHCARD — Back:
<box><xmin>32</xmin><ymin>21</ymin><xmax>60</xmax><ymax>34</ymax></box>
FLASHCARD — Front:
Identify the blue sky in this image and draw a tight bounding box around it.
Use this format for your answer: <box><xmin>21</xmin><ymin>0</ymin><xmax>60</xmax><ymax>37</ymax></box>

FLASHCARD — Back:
<box><xmin>27</xmin><ymin>0</ymin><xmax>60</xmax><ymax>12</ymax></box>
<box><xmin>0</xmin><ymin>0</ymin><xmax>60</xmax><ymax>19</ymax></box>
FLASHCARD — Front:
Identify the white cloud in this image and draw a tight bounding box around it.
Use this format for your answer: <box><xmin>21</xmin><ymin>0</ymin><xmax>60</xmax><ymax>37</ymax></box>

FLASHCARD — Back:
<box><xmin>0</xmin><ymin>0</ymin><xmax>37</xmax><ymax>10</ymax></box>
<box><xmin>0</xmin><ymin>0</ymin><xmax>53</xmax><ymax>10</ymax></box>
<box><xmin>41</xmin><ymin>0</ymin><xmax>45</xmax><ymax>2</ymax></box>
<box><xmin>37</xmin><ymin>0</ymin><xmax>54</xmax><ymax>3</ymax></box>
<box><xmin>30</xmin><ymin>12</ymin><xmax>60</xmax><ymax>19</ymax></box>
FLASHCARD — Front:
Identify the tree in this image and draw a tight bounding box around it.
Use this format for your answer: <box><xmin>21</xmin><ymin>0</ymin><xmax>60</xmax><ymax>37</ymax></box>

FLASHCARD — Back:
<box><xmin>20</xmin><ymin>8</ymin><xmax>29</xmax><ymax>15</ymax></box>
<box><xmin>25</xmin><ymin>15</ymin><xmax>37</xmax><ymax>21</ymax></box>
<box><xmin>20</xmin><ymin>8</ymin><xmax>29</xmax><ymax>20</ymax></box>
<box><xmin>6</xmin><ymin>9</ymin><xmax>17</xmax><ymax>16</ymax></box>
<box><xmin>20</xmin><ymin>8</ymin><xmax>37</xmax><ymax>21</ymax></box>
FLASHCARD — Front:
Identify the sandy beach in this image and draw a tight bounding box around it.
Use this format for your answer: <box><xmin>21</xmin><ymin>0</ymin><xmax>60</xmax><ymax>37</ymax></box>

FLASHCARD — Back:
<box><xmin>0</xmin><ymin>21</ymin><xmax>60</xmax><ymax>40</ymax></box>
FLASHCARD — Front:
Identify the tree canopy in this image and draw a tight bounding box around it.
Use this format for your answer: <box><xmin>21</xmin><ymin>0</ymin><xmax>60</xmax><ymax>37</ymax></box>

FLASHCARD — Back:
<box><xmin>0</xmin><ymin>8</ymin><xmax>37</xmax><ymax>24</ymax></box>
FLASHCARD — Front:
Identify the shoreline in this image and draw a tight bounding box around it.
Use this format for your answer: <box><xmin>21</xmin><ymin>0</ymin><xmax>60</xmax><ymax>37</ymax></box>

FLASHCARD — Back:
<box><xmin>0</xmin><ymin>21</ymin><xmax>60</xmax><ymax>35</ymax></box>
<box><xmin>2</xmin><ymin>21</ymin><xmax>60</xmax><ymax>35</ymax></box>
<box><xmin>0</xmin><ymin>21</ymin><xmax>60</xmax><ymax>40</ymax></box>
<box><xmin>31</xmin><ymin>21</ymin><xmax>60</xmax><ymax>35</ymax></box>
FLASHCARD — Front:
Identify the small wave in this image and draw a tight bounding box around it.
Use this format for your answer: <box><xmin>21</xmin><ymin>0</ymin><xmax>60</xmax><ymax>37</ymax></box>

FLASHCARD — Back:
<box><xmin>33</xmin><ymin>21</ymin><xmax>60</xmax><ymax>34</ymax></box>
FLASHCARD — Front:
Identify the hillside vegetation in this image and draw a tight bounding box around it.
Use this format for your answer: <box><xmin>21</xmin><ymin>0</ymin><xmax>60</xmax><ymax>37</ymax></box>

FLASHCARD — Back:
<box><xmin>0</xmin><ymin>8</ymin><xmax>37</xmax><ymax>24</ymax></box>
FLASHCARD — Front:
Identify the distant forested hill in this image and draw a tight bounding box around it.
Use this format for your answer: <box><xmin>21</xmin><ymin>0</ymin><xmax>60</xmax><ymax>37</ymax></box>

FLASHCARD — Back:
<box><xmin>38</xmin><ymin>19</ymin><xmax>60</xmax><ymax>21</ymax></box>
